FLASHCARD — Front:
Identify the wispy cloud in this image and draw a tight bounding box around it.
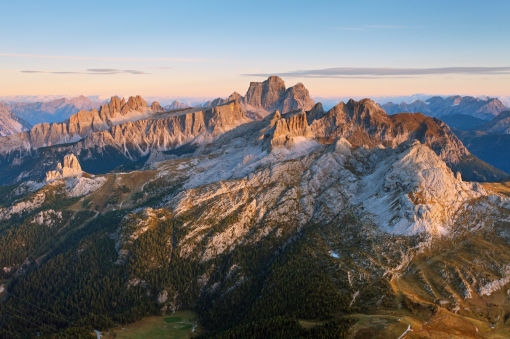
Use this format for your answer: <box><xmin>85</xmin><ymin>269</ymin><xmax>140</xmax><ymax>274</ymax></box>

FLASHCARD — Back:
<box><xmin>21</xmin><ymin>69</ymin><xmax>150</xmax><ymax>75</ymax></box>
<box><xmin>243</xmin><ymin>67</ymin><xmax>510</xmax><ymax>78</ymax></box>
<box><xmin>1</xmin><ymin>52</ymin><xmax>207</xmax><ymax>63</ymax></box>
<box><xmin>332</xmin><ymin>25</ymin><xmax>414</xmax><ymax>31</ymax></box>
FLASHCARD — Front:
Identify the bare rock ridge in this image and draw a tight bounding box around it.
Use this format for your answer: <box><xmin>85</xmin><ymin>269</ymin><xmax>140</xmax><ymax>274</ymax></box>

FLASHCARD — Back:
<box><xmin>0</xmin><ymin>77</ymin><xmax>505</xmax><ymax>184</ymax></box>
<box><xmin>73</xmin><ymin>99</ymin><xmax>249</xmax><ymax>161</ymax></box>
<box><xmin>0</xmin><ymin>95</ymin><xmax>161</xmax><ymax>152</ymax></box>
<box><xmin>0</xmin><ymin>104</ymin><xmax>31</xmax><ymax>136</ymax></box>
<box><xmin>309</xmin><ymin>98</ymin><xmax>469</xmax><ymax>162</ymax></box>
<box><xmin>45</xmin><ymin>153</ymin><xmax>82</xmax><ymax>182</ymax></box>
<box><xmin>261</xmin><ymin>98</ymin><xmax>502</xmax><ymax>181</ymax></box>
<box><xmin>207</xmin><ymin>75</ymin><xmax>315</xmax><ymax>118</ymax></box>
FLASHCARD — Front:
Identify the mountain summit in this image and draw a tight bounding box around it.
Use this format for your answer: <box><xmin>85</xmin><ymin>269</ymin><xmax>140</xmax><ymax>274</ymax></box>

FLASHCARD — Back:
<box><xmin>206</xmin><ymin>75</ymin><xmax>315</xmax><ymax>118</ymax></box>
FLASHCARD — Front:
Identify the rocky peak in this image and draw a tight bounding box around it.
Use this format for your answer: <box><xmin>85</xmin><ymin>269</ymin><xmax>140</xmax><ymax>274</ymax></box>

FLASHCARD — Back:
<box><xmin>281</xmin><ymin>82</ymin><xmax>315</xmax><ymax>114</ymax></box>
<box><xmin>202</xmin><ymin>76</ymin><xmax>314</xmax><ymax>119</ymax></box>
<box><xmin>99</xmin><ymin>96</ymin><xmax>125</xmax><ymax>116</ymax></box>
<box><xmin>151</xmin><ymin>101</ymin><xmax>163</xmax><ymax>112</ymax></box>
<box><xmin>45</xmin><ymin>154</ymin><xmax>82</xmax><ymax>182</ymax></box>
<box><xmin>227</xmin><ymin>92</ymin><xmax>242</xmax><ymax>102</ymax></box>
<box><xmin>206</xmin><ymin>100</ymin><xmax>248</xmax><ymax>134</ymax></box>
<box><xmin>121</xmin><ymin>96</ymin><xmax>148</xmax><ymax>115</ymax></box>
<box><xmin>98</xmin><ymin>95</ymin><xmax>149</xmax><ymax>117</ymax></box>
<box><xmin>167</xmin><ymin>100</ymin><xmax>190</xmax><ymax>111</ymax></box>
<box><xmin>245</xmin><ymin>76</ymin><xmax>286</xmax><ymax>112</ymax></box>
<box><xmin>307</xmin><ymin>98</ymin><xmax>471</xmax><ymax>166</ymax></box>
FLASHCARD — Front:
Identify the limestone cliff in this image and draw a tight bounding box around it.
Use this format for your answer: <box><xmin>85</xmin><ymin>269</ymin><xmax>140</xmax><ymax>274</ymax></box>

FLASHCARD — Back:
<box><xmin>0</xmin><ymin>95</ymin><xmax>157</xmax><ymax>153</ymax></box>
<box><xmin>45</xmin><ymin>154</ymin><xmax>82</xmax><ymax>182</ymax></box>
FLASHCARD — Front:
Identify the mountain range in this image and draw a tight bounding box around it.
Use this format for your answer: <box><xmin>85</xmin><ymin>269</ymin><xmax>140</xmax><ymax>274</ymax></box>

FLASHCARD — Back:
<box><xmin>0</xmin><ymin>77</ymin><xmax>506</xmax><ymax>185</ymax></box>
<box><xmin>382</xmin><ymin>95</ymin><xmax>508</xmax><ymax>130</ymax></box>
<box><xmin>0</xmin><ymin>104</ymin><xmax>31</xmax><ymax>137</ymax></box>
<box><xmin>2</xmin><ymin>95</ymin><xmax>101</xmax><ymax>125</ymax></box>
<box><xmin>1</xmin><ymin>77</ymin><xmax>510</xmax><ymax>337</ymax></box>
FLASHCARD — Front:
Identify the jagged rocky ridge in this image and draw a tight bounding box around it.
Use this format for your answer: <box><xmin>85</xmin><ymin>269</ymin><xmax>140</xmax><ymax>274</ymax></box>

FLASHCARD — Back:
<box><xmin>0</xmin><ymin>95</ymin><xmax>162</xmax><ymax>154</ymax></box>
<box><xmin>0</xmin><ymin>81</ymin><xmax>506</xmax><ymax>184</ymax></box>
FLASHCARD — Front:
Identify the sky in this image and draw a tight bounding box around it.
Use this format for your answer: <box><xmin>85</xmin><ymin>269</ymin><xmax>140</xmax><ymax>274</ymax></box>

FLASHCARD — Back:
<box><xmin>0</xmin><ymin>0</ymin><xmax>509</xmax><ymax>99</ymax></box>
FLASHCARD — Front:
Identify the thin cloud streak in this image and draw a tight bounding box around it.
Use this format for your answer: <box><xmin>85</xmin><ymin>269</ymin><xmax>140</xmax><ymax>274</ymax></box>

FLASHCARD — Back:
<box><xmin>21</xmin><ymin>69</ymin><xmax>150</xmax><ymax>75</ymax></box>
<box><xmin>243</xmin><ymin>67</ymin><xmax>510</xmax><ymax>78</ymax></box>
<box><xmin>332</xmin><ymin>25</ymin><xmax>414</xmax><ymax>31</ymax></box>
<box><xmin>2</xmin><ymin>53</ymin><xmax>208</xmax><ymax>63</ymax></box>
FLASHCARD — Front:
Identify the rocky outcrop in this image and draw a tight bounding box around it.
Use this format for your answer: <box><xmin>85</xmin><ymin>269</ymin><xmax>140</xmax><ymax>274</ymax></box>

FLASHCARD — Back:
<box><xmin>151</xmin><ymin>101</ymin><xmax>163</xmax><ymax>112</ymax></box>
<box><xmin>262</xmin><ymin>110</ymin><xmax>314</xmax><ymax>148</ymax></box>
<box><xmin>45</xmin><ymin>154</ymin><xmax>82</xmax><ymax>182</ymax></box>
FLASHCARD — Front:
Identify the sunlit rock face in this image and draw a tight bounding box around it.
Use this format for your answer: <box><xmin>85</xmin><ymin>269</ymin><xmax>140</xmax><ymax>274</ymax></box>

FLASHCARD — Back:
<box><xmin>45</xmin><ymin>153</ymin><xmax>82</xmax><ymax>182</ymax></box>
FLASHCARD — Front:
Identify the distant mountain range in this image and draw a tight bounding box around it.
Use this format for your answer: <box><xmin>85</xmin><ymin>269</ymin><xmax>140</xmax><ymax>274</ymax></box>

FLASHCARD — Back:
<box><xmin>1</xmin><ymin>95</ymin><xmax>102</xmax><ymax>125</ymax></box>
<box><xmin>382</xmin><ymin>95</ymin><xmax>507</xmax><ymax>124</ymax></box>
<box><xmin>0</xmin><ymin>104</ymin><xmax>31</xmax><ymax>136</ymax></box>
<box><xmin>453</xmin><ymin>110</ymin><xmax>510</xmax><ymax>174</ymax></box>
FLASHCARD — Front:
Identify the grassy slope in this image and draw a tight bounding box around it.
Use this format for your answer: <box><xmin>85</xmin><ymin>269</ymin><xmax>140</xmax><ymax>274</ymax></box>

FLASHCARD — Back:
<box><xmin>103</xmin><ymin>311</ymin><xmax>198</xmax><ymax>339</ymax></box>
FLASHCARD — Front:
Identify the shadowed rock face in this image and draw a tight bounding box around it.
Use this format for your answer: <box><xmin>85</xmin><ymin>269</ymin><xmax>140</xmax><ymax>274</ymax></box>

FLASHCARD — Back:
<box><xmin>245</xmin><ymin>76</ymin><xmax>286</xmax><ymax>112</ymax></box>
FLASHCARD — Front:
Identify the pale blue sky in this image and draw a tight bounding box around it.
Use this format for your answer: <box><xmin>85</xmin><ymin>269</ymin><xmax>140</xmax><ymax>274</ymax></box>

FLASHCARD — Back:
<box><xmin>0</xmin><ymin>0</ymin><xmax>509</xmax><ymax>97</ymax></box>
